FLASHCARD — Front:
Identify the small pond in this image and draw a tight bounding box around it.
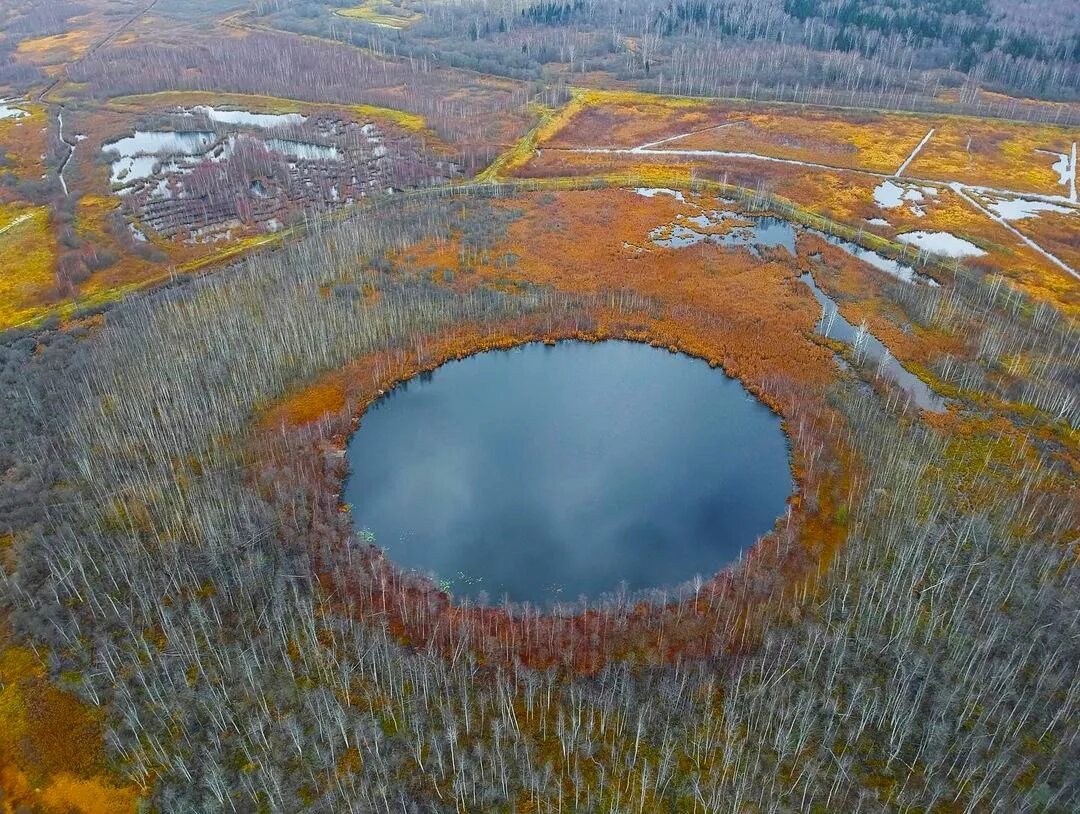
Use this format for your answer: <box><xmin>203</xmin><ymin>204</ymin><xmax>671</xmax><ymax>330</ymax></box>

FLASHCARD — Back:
<box><xmin>0</xmin><ymin>101</ymin><xmax>28</xmax><ymax>120</ymax></box>
<box><xmin>646</xmin><ymin>207</ymin><xmax>935</xmax><ymax>285</ymax></box>
<box><xmin>651</xmin><ymin>213</ymin><xmax>796</xmax><ymax>257</ymax></box>
<box><xmin>344</xmin><ymin>340</ymin><xmax>794</xmax><ymax>606</ymax></box>
<box><xmin>187</xmin><ymin>106</ymin><xmax>307</xmax><ymax>128</ymax></box>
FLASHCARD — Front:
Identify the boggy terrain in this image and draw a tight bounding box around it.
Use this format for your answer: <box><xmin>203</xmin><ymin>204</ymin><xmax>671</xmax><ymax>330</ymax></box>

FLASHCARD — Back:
<box><xmin>2</xmin><ymin>178</ymin><xmax>1074</xmax><ymax>809</ymax></box>
<box><xmin>512</xmin><ymin>91</ymin><xmax>1080</xmax><ymax>311</ymax></box>
<box><xmin>249</xmin><ymin>188</ymin><xmax>856</xmax><ymax>674</ymax></box>
<box><xmin>93</xmin><ymin>94</ymin><xmax>455</xmax><ymax>244</ymax></box>
<box><xmin>0</xmin><ymin>0</ymin><xmax>1078</xmax><ymax>811</ymax></box>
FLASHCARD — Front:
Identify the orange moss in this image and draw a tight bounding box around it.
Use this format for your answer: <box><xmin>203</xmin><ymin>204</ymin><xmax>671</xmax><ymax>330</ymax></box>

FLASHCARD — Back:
<box><xmin>247</xmin><ymin>184</ymin><xmax>1070</xmax><ymax>674</ymax></box>
<box><xmin>0</xmin><ymin>621</ymin><xmax>140</xmax><ymax>814</ymax></box>
<box><xmin>263</xmin><ymin>315</ymin><xmax>848</xmax><ymax>672</ymax></box>
<box><xmin>509</xmin><ymin>92</ymin><xmax>1079</xmax><ymax>313</ymax></box>
<box><xmin>537</xmin><ymin>92</ymin><xmax>1079</xmax><ymax>195</ymax></box>
<box><xmin>409</xmin><ymin>188</ymin><xmax>851</xmax><ymax>394</ymax></box>
<box><xmin>907</xmin><ymin>119</ymin><xmax>1079</xmax><ymax>194</ymax></box>
<box><xmin>15</xmin><ymin>31</ymin><xmax>94</xmax><ymax>65</ymax></box>
<box><xmin>542</xmin><ymin>95</ymin><xmax>736</xmax><ymax>150</ymax></box>
<box><xmin>659</xmin><ymin>107</ymin><xmax>933</xmax><ymax>173</ymax></box>
<box><xmin>271</xmin><ymin>376</ymin><xmax>349</xmax><ymax>427</ymax></box>
<box><xmin>251</xmin><ymin>188</ymin><xmax>868</xmax><ymax>672</ymax></box>
<box><xmin>0</xmin><ymin>104</ymin><xmax>48</xmax><ymax>189</ymax></box>
<box><xmin>37</xmin><ymin>774</ymin><xmax>138</xmax><ymax>814</ymax></box>
<box><xmin>999</xmin><ymin>205</ymin><xmax>1080</xmax><ymax>279</ymax></box>
<box><xmin>509</xmin><ymin>158</ymin><xmax>1079</xmax><ymax>314</ymax></box>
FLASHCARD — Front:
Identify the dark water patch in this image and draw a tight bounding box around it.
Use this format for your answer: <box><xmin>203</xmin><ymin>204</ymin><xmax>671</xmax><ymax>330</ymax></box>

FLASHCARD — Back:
<box><xmin>800</xmin><ymin>272</ymin><xmax>947</xmax><ymax>412</ymax></box>
<box><xmin>805</xmin><ymin>229</ymin><xmax>938</xmax><ymax>286</ymax></box>
<box><xmin>652</xmin><ymin>214</ymin><xmax>796</xmax><ymax>257</ymax></box>
<box><xmin>344</xmin><ymin>341</ymin><xmax>795</xmax><ymax>606</ymax></box>
<box><xmin>719</xmin><ymin>216</ymin><xmax>797</xmax><ymax>255</ymax></box>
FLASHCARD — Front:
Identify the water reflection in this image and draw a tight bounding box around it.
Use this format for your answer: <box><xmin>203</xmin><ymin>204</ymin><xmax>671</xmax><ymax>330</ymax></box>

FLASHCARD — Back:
<box><xmin>807</xmin><ymin>229</ymin><xmax>938</xmax><ymax>286</ymax></box>
<box><xmin>651</xmin><ymin>213</ymin><xmax>796</xmax><ymax>257</ymax></box>
<box><xmin>799</xmin><ymin>272</ymin><xmax>947</xmax><ymax>412</ymax></box>
<box><xmin>345</xmin><ymin>341</ymin><xmax>795</xmax><ymax>606</ymax></box>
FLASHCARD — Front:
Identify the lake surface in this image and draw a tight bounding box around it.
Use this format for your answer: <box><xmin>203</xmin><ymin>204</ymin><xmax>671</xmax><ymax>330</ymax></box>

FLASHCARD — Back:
<box><xmin>344</xmin><ymin>341</ymin><xmax>794</xmax><ymax>606</ymax></box>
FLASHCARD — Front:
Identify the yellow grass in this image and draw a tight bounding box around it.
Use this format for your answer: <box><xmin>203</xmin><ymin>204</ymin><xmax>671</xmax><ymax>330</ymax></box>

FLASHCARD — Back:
<box><xmin>112</xmin><ymin>31</ymin><xmax>140</xmax><ymax>48</ymax></box>
<box><xmin>350</xmin><ymin>103</ymin><xmax>427</xmax><ymax>133</ymax></box>
<box><xmin>495</xmin><ymin>87</ymin><xmax>1079</xmax><ymax>313</ymax></box>
<box><xmin>61</xmin><ymin>281</ymin><xmax>151</xmax><ymax>322</ymax></box>
<box><xmin>570</xmin><ymin>87</ymin><xmax>710</xmax><ymax>111</ymax></box>
<box><xmin>0</xmin><ymin>196</ymin><xmax>172</xmax><ymax>331</ymax></box>
<box><xmin>15</xmin><ymin>30</ymin><xmax>93</xmax><ymax>64</ymax></box>
<box><xmin>525</xmin><ymin>87</ymin><xmax>1080</xmax><ymax>193</ymax></box>
<box><xmin>670</xmin><ymin>109</ymin><xmax>931</xmax><ymax>173</ymax></box>
<box><xmin>9</xmin><ymin>96</ymin><xmax>354</xmax><ymax>325</ymax></box>
<box><xmin>0</xmin><ymin>207</ymin><xmax>56</xmax><ymax>330</ymax></box>
<box><xmin>176</xmin><ymin>232</ymin><xmax>286</xmax><ymax>274</ymax></box>
<box><xmin>0</xmin><ymin>104</ymin><xmax>48</xmax><ymax>185</ymax></box>
<box><xmin>999</xmin><ymin>205</ymin><xmax>1080</xmax><ymax>275</ymax></box>
<box><xmin>1</xmin><ymin>634</ymin><xmax>139</xmax><ymax>814</ymax></box>
<box><xmin>109</xmin><ymin>90</ymin><xmax>308</xmax><ymax>115</ymax></box>
<box><xmin>478</xmin><ymin>89</ymin><xmax>681</xmax><ymax>181</ymax></box>
<box><xmin>334</xmin><ymin>1</ymin><xmax>423</xmax><ymax>28</ymax></box>
<box><xmin>907</xmin><ymin>120</ymin><xmax>1079</xmax><ymax>194</ymax></box>
<box><xmin>37</xmin><ymin>774</ymin><xmax>139</xmax><ymax>814</ymax></box>
<box><xmin>476</xmin><ymin>103</ymin><xmax>558</xmax><ymax>182</ymax></box>
<box><xmin>506</xmin><ymin>90</ymin><xmax>935</xmax><ymax>175</ymax></box>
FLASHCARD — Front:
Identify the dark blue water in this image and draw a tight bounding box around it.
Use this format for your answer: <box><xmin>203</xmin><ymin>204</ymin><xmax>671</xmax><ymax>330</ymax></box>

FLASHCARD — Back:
<box><xmin>344</xmin><ymin>341</ymin><xmax>794</xmax><ymax>606</ymax></box>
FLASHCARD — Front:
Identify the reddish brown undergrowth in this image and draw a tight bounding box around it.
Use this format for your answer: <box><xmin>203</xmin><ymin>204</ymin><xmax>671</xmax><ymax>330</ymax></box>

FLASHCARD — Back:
<box><xmin>246</xmin><ymin>189</ymin><xmax>906</xmax><ymax>673</ymax></box>
<box><xmin>252</xmin><ymin>309</ymin><xmax>852</xmax><ymax>675</ymax></box>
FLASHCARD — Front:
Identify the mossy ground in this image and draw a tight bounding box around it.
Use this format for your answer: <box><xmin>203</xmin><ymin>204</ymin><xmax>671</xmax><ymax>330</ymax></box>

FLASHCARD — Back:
<box><xmin>333</xmin><ymin>2</ymin><xmax>423</xmax><ymax>29</ymax></box>
<box><xmin>0</xmin><ymin>620</ymin><xmax>139</xmax><ymax>814</ymax></box>
<box><xmin>0</xmin><ymin>207</ymin><xmax>58</xmax><ymax>331</ymax></box>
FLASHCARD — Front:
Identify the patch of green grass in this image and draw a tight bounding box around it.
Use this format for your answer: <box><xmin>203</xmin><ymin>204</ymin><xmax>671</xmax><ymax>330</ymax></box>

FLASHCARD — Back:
<box><xmin>334</xmin><ymin>1</ymin><xmax>422</xmax><ymax>29</ymax></box>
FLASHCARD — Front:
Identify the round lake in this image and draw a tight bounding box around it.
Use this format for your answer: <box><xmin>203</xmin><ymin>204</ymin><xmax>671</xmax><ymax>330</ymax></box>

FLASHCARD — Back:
<box><xmin>344</xmin><ymin>340</ymin><xmax>794</xmax><ymax>606</ymax></box>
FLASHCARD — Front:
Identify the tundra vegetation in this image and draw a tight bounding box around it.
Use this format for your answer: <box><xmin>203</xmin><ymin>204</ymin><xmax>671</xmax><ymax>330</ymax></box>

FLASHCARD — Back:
<box><xmin>0</xmin><ymin>0</ymin><xmax>1077</xmax><ymax>811</ymax></box>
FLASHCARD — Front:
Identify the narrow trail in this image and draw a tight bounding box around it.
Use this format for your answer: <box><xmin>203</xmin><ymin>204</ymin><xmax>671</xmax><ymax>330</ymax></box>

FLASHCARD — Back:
<box><xmin>36</xmin><ymin>0</ymin><xmax>162</xmax><ymax>105</ymax></box>
<box><xmin>37</xmin><ymin>0</ymin><xmax>162</xmax><ymax>194</ymax></box>
<box><xmin>895</xmin><ymin>128</ymin><xmax>935</xmax><ymax>177</ymax></box>
<box><xmin>576</xmin><ymin>141</ymin><xmax>1080</xmax><ymax>209</ymax></box>
<box><xmin>951</xmin><ymin>183</ymin><xmax>1079</xmax><ymax>282</ymax></box>
<box><xmin>556</xmin><ymin>131</ymin><xmax>1079</xmax><ymax>282</ymax></box>
<box><xmin>565</xmin><ymin>145</ymin><xmax>887</xmax><ymax>178</ymax></box>
<box><xmin>633</xmin><ymin>122</ymin><xmax>744</xmax><ymax>151</ymax></box>
<box><xmin>0</xmin><ymin>212</ymin><xmax>33</xmax><ymax>237</ymax></box>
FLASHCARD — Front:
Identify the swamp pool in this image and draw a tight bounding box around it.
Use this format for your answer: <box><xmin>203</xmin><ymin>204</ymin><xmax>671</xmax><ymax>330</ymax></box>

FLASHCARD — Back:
<box><xmin>344</xmin><ymin>340</ymin><xmax>794</xmax><ymax>606</ymax></box>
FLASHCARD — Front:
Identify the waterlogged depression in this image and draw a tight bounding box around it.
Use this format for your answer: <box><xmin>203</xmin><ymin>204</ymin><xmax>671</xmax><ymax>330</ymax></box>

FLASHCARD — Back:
<box><xmin>800</xmin><ymin>273</ymin><xmax>947</xmax><ymax>412</ymax></box>
<box><xmin>345</xmin><ymin>341</ymin><xmax>795</xmax><ymax>606</ymax></box>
